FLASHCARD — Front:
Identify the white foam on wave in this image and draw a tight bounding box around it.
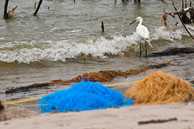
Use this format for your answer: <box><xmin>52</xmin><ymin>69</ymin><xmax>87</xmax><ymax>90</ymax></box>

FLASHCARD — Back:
<box><xmin>0</xmin><ymin>25</ymin><xmax>192</xmax><ymax>64</ymax></box>
<box><xmin>0</xmin><ymin>34</ymin><xmax>140</xmax><ymax>63</ymax></box>
<box><xmin>0</xmin><ymin>37</ymin><xmax>5</xmax><ymax>40</ymax></box>
<box><xmin>153</xmin><ymin>26</ymin><xmax>182</xmax><ymax>41</ymax></box>
<box><xmin>153</xmin><ymin>25</ymin><xmax>194</xmax><ymax>41</ymax></box>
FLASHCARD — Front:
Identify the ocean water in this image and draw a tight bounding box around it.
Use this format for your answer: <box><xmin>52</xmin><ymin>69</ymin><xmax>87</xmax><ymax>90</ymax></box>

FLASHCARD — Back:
<box><xmin>0</xmin><ymin>0</ymin><xmax>194</xmax><ymax>100</ymax></box>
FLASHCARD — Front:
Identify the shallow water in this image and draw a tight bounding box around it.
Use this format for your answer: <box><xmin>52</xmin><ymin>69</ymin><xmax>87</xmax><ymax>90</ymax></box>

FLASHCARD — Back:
<box><xmin>0</xmin><ymin>0</ymin><xmax>194</xmax><ymax>100</ymax></box>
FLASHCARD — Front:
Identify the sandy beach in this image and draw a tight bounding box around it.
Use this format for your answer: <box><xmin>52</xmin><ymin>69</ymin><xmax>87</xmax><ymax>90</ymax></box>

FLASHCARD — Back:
<box><xmin>0</xmin><ymin>103</ymin><xmax>194</xmax><ymax>129</ymax></box>
<box><xmin>1</xmin><ymin>0</ymin><xmax>194</xmax><ymax>129</ymax></box>
<box><xmin>1</xmin><ymin>71</ymin><xmax>194</xmax><ymax>129</ymax></box>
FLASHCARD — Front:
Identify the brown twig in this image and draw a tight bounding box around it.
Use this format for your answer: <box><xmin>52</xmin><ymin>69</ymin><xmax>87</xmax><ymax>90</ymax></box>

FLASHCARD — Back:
<box><xmin>138</xmin><ymin>117</ymin><xmax>178</xmax><ymax>125</ymax></box>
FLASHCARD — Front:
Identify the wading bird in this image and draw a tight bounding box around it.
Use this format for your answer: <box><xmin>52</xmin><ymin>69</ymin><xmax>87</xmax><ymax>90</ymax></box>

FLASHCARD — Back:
<box><xmin>130</xmin><ymin>17</ymin><xmax>152</xmax><ymax>57</ymax></box>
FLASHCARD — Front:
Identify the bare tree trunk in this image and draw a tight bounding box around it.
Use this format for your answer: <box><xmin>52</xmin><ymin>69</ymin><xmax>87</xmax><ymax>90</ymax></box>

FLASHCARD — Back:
<box><xmin>185</xmin><ymin>0</ymin><xmax>188</xmax><ymax>8</ymax></box>
<box><xmin>33</xmin><ymin>0</ymin><xmax>43</xmax><ymax>16</ymax></box>
<box><xmin>3</xmin><ymin>0</ymin><xmax>9</xmax><ymax>19</ymax></box>
<box><xmin>114</xmin><ymin>0</ymin><xmax>117</xmax><ymax>6</ymax></box>
<box><xmin>134</xmin><ymin>0</ymin><xmax>141</xmax><ymax>5</ymax></box>
<box><xmin>182</xmin><ymin>0</ymin><xmax>185</xmax><ymax>9</ymax></box>
<box><xmin>121</xmin><ymin>0</ymin><xmax>129</xmax><ymax>4</ymax></box>
<box><xmin>190</xmin><ymin>0</ymin><xmax>192</xmax><ymax>7</ymax></box>
<box><xmin>138</xmin><ymin>0</ymin><xmax>141</xmax><ymax>4</ymax></box>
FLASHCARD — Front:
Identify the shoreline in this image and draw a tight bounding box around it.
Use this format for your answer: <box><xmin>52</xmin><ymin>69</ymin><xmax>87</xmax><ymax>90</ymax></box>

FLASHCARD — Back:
<box><xmin>0</xmin><ymin>57</ymin><xmax>194</xmax><ymax>128</ymax></box>
<box><xmin>0</xmin><ymin>103</ymin><xmax>194</xmax><ymax>129</ymax></box>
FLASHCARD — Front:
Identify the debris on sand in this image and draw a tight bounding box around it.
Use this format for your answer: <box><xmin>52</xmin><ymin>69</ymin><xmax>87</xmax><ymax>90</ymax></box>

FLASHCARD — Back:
<box><xmin>5</xmin><ymin>62</ymin><xmax>171</xmax><ymax>95</ymax></box>
<box><xmin>0</xmin><ymin>101</ymin><xmax>37</xmax><ymax>121</ymax></box>
<box><xmin>125</xmin><ymin>71</ymin><xmax>194</xmax><ymax>104</ymax></box>
<box><xmin>50</xmin><ymin>62</ymin><xmax>171</xmax><ymax>85</ymax></box>
<box><xmin>149</xmin><ymin>47</ymin><xmax>194</xmax><ymax>57</ymax></box>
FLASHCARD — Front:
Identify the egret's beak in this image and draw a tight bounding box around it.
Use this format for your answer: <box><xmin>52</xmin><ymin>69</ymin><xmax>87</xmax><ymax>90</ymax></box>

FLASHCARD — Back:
<box><xmin>129</xmin><ymin>20</ymin><xmax>136</xmax><ymax>25</ymax></box>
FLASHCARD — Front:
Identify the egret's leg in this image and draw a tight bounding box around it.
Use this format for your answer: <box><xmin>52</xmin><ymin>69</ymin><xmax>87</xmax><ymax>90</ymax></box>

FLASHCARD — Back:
<box><xmin>145</xmin><ymin>42</ymin><xmax>148</xmax><ymax>57</ymax></box>
<box><xmin>139</xmin><ymin>42</ymin><xmax>142</xmax><ymax>57</ymax></box>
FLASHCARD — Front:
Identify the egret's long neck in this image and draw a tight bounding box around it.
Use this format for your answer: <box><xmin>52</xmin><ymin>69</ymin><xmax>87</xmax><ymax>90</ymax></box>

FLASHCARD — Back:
<box><xmin>139</xmin><ymin>19</ymin><xmax>143</xmax><ymax>25</ymax></box>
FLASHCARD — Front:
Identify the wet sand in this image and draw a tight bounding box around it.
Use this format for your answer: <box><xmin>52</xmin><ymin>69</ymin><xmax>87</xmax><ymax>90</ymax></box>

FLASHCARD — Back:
<box><xmin>2</xmin><ymin>53</ymin><xmax>194</xmax><ymax>100</ymax></box>
<box><xmin>0</xmin><ymin>103</ymin><xmax>194</xmax><ymax>129</ymax></box>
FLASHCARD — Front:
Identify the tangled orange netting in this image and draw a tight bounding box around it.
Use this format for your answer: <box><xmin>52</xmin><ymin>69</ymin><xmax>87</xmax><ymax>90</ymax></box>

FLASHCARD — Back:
<box><xmin>125</xmin><ymin>71</ymin><xmax>194</xmax><ymax>104</ymax></box>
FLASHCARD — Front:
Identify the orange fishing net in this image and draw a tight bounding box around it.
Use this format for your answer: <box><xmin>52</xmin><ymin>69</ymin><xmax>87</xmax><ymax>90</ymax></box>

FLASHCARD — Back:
<box><xmin>125</xmin><ymin>71</ymin><xmax>194</xmax><ymax>104</ymax></box>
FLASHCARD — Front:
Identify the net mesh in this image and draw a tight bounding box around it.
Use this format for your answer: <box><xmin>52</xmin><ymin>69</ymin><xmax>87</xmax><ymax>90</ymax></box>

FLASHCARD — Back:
<box><xmin>125</xmin><ymin>71</ymin><xmax>194</xmax><ymax>104</ymax></box>
<box><xmin>38</xmin><ymin>81</ymin><xmax>134</xmax><ymax>113</ymax></box>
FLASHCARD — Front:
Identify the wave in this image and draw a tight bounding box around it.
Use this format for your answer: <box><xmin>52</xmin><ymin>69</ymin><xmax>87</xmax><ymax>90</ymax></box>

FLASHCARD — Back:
<box><xmin>0</xmin><ymin>25</ymin><xmax>192</xmax><ymax>64</ymax></box>
<box><xmin>153</xmin><ymin>25</ymin><xmax>194</xmax><ymax>41</ymax></box>
<box><xmin>152</xmin><ymin>26</ymin><xmax>182</xmax><ymax>41</ymax></box>
<box><xmin>0</xmin><ymin>34</ymin><xmax>140</xmax><ymax>63</ymax></box>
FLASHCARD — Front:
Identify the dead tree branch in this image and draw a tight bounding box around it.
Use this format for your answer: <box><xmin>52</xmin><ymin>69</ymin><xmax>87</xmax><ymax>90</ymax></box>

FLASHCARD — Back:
<box><xmin>171</xmin><ymin>0</ymin><xmax>194</xmax><ymax>40</ymax></box>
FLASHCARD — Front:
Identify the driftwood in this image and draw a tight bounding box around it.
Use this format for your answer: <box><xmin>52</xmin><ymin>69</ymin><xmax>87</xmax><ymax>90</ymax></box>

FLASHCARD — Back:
<box><xmin>5</xmin><ymin>62</ymin><xmax>171</xmax><ymax>94</ymax></box>
<box><xmin>5</xmin><ymin>82</ymin><xmax>50</xmax><ymax>94</ymax></box>
<box><xmin>138</xmin><ymin>117</ymin><xmax>178</xmax><ymax>125</ymax></box>
<box><xmin>149</xmin><ymin>47</ymin><xmax>194</xmax><ymax>57</ymax></box>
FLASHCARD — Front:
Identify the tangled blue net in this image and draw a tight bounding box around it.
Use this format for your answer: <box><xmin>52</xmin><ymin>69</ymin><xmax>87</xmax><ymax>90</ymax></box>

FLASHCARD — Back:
<box><xmin>38</xmin><ymin>81</ymin><xmax>134</xmax><ymax>113</ymax></box>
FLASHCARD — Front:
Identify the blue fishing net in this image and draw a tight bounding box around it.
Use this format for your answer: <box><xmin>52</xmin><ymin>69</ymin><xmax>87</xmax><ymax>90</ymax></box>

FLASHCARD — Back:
<box><xmin>38</xmin><ymin>81</ymin><xmax>134</xmax><ymax>113</ymax></box>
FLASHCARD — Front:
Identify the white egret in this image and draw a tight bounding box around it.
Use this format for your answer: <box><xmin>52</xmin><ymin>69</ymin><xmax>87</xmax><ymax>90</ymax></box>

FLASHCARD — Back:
<box><xmin>130</xmin><ymin>17</ymin><xmax>152</xmax><ymax>57</ymax></box>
